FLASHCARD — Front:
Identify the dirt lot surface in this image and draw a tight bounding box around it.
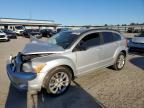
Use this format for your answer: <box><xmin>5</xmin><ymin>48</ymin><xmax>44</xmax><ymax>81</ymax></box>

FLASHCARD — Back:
<box><xmin>0</xmin><ymin>36</ymin><xmax>144</xmax><ymax>108</ymax></box>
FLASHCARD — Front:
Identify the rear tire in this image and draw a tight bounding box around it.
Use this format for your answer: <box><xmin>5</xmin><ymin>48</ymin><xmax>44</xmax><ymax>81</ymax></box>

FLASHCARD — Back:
<box><xmin>112</xmin><ymin>52</ymin><xmax>126</xmax><ymax>70</ymax></box>
<box><xmin>44</xmin><ymin>66</ymin><xmax>72</xmax><ymax>96</ymax></box>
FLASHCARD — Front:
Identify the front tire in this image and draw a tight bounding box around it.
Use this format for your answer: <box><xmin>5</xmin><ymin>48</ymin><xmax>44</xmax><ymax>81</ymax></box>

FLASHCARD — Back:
<box><xmin>44</xmin><ymin>66</ymin><xmax>72</xmax><ymax>96</ymax></box>
<box><xmin>112</xmin><ymin>52</ymin><xmax>126</xmax><ymax>70</ymax></box>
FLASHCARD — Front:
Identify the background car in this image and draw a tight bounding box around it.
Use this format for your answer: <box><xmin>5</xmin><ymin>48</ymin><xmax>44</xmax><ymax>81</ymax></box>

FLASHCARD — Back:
<box><xmin>9</xmin><ymin>25</ymin><xmax>25</xmax><ymax>35</ymax></box>
<box><xmin>0</xmin><ymin>30</ymin><xmax>9</xmax><ymax>42</ymax></box>
<box><xmin>40</xmin><ymin>29</ymin><xmax>56</xmax><ymax>37</ymax></box>
<box><xmin>2</xmin><ymin>29</ymin><xmax>17</xmax><ymax>39</ymax></box>
<box><xmin>23</xmin><ymin>29</ymin><xmax>42</xmax><ymax>39</ymax></box>
<box><xmin>128</xmin><ymin>32</ymin><xmax>144</xmax><ymax>52</ymax></box>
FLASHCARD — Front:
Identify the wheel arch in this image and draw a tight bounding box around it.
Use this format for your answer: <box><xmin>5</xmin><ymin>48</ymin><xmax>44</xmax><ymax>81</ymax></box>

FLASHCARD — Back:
<box><xmin>41</xmin><ymin>57</ymin><xmax>76</xmax><ymax>87</ymax></box>
<box><xmin>113</xmin><ymin>46</ymin><xmax>128</xmax><ymax>61</ymax></box>
<box><xmin>120</xmin><ymin>50</ymin><xmax>127</xmax><ymax>57</ymax></box>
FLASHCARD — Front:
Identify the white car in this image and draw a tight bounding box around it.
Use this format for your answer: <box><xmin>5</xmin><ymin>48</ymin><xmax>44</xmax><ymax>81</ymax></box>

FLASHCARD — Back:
<box><xmin>0</xmin><ymin>30</ymin><xmax>9</xmax><ymax>41</ymax></box>
<box><xmin>9</xmin><ymin>26</ymin><xmax>25</xmax><ymax>35</ymax></box>
<box><xmin>128</xmin><ymin>32</ymin><xmax>144</xmax><ymax>52</ymax></box>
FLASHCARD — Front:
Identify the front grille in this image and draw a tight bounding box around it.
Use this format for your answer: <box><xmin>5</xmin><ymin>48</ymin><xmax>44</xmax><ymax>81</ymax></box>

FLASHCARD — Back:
<box><xmin>0</xmin><ymin>35</ymin><xmax>5</xmax><ymax>38</ymax></box>
<box><xmin>20</xmin><ymin>31</ymin><xmax>23</xmax><ymax>34</ymax></box>
<box><xmin>133</xmin><ymin>42</ymin><xmax>144</xmax><ymax>45</ymax></box>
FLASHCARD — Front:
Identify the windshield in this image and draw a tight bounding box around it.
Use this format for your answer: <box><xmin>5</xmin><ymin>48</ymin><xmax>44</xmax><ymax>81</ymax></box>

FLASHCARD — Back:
<box><xmin>4</xmin><ymin>29</ymin><xmax>14</xmax><ymax>33</ymax></box>
<box><xmin>48</xmin><ymin>31</ymin><xmax>79</xmax><ymax>49</ymax></box>
<box><xmin>15</xmin><ymin>26</ymin><xmax>24</xmax><ymax>30</ymax></box>
<box><xmin>8</xmin><ymin>30</ymin><xmax>15</xmax><ymax>33</ymax></box>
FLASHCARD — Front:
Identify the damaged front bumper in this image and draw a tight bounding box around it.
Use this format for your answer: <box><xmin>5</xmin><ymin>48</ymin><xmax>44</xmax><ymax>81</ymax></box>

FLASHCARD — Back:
<box><xmin>6</xmin><ymin>56</ymin><xmax>38</xmax><ymax>91</ymax></box>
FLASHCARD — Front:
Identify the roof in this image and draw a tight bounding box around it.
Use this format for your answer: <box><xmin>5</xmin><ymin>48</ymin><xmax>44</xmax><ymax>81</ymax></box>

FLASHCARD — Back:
<box><xmin>66</xmin><ymin>28</ymin><xmax>121</xmax><ymax>35</ymax></box>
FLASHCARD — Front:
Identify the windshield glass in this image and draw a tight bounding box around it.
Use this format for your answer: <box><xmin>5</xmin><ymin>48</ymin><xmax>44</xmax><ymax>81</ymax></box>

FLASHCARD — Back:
<box><xmin>15</xmin><ymin>26</ymin><xmax>24</xmax><ymax>30</ymax></box>
<box><xmin>5</xmin><ymin>29</ymin><xmax>14</xmax><ymax>33</ymax></box>
<box><xmin>8</xmin><ymin>30</ymin><xmax>15</xmax><ymax>33</ymax></box>
<box><xmin>48</xmin><ymin>31</ymin><xmax>79</xmax><ymax>49</ymax></box>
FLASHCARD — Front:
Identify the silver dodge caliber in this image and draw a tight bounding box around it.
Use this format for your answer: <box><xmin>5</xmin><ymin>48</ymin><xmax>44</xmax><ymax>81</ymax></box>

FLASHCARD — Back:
<box><xmin>7</xmin><ymin>29</ymin><xmax>128</xmax><ymax>95</ymax></box>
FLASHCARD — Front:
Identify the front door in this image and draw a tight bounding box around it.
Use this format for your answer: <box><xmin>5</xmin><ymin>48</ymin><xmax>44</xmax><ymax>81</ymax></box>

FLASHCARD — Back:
<box><xmin>74</xmin><ymin>32</ymin><xmax>102</xmax><ymax>74</ymax></box>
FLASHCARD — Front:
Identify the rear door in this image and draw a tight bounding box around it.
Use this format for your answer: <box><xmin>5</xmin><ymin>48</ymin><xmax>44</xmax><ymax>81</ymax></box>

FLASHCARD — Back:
<box><xmin>100</xmin><ymin>32</ymin><xmax>121</xmax><ymax>65</ymax></box>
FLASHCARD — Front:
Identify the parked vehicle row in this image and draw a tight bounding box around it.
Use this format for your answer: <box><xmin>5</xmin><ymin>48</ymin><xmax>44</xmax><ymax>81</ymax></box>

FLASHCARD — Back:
<box><xmin>0</xmin><ymin>28</ymin><xmax>57</xmax><ymax>41</ymax></box>
<box><xmin>23</xmin><ymin>29</ymin><xmax>42</xmax><ymax>38</ymax></box>
<box><xmin>127</xmin><ymin>27</ymin><xmax>144</xmax><ymax>33</ymax></box>
<box><xmin>0</xmin><ymin>27</ymin><xmax>71</xmax><ymax>41</ymax></box>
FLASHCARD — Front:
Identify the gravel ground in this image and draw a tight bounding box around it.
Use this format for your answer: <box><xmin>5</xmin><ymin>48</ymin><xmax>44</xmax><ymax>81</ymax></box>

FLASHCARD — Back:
<box><xmin>0</xmin><ymin>35</ymin><xmax>144</xmax><ymax>108</ymax></box>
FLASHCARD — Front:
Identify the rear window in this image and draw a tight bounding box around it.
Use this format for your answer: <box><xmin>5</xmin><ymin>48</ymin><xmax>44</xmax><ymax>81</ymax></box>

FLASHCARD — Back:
<box><xmin>113</xmin><ymin>33</ymin><xmax>121</xmax><ymax>41</ymax></box>
<box><xmin>102</xmin><ymin>32</ymin><xmax>121</xmax><ymax>44</ymax></box>
<box><xmin>102</xmin><ymin>32</ymin><xmax>114</xmax><ymax>44</ymax></box>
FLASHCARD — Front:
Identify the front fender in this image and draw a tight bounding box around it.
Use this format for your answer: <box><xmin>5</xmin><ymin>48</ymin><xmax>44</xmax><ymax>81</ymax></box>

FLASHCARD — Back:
<box><xmin>42</xmin><ymin>56</ymin><xmax>76</xmax><ymax>74</ymax></box>
<box><xmin>28</xmin><ymin>56</ymin><xmax>76</xmax><ymax>90</ymax></box>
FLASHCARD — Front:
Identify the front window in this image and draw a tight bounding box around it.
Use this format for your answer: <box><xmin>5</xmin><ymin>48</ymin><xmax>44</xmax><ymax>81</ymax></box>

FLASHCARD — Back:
<box><xmin>80</xmin><ymin>33</ymin><xmax>101</xmax><ymax>49</ymax></box>
<box><xmin>48</xmin><ymin>31</ymin><xmax>79</xmax><ymax>49</ymax></box>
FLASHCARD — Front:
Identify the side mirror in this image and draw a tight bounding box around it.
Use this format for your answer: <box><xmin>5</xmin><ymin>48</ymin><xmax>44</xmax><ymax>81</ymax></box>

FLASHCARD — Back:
<box><xmin>74</xmin><ymin>44</ymin><xmax>87</xmax><ymax>51</ymax></box>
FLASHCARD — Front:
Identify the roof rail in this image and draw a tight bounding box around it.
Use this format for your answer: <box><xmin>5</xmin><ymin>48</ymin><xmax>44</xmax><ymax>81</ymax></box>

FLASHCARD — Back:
<box><xmin>87</xmin><ymin>28</ymin><xmax>121</xmax><ymax>33</ymax></box>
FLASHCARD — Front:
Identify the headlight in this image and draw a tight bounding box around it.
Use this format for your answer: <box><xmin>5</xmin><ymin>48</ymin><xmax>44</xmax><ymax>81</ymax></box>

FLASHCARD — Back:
<box><xmin>22</xmin><ymin>62</ymin><xmax>46</xmax><ymax>73</ymax></box>
<box><xmin>22</xmin><ymin>63</ymin><xmax>33</xmax><ymax>72</ymax></box>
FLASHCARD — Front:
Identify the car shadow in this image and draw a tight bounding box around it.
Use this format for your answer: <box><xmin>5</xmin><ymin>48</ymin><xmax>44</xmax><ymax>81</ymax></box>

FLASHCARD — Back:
<box><xmin>129</xmin><ymin>56</ymin><xmax>144</xmax><ymax>70</ymax></box>
<box><xmin>5</xmin><ymin>82</ymin><xmax>104</xmax><ymax>108</ymax></box>
<box><xmin>5</xmin><ymin>84</ymin><xmax>27</xmax><ymax>108</ymax></box>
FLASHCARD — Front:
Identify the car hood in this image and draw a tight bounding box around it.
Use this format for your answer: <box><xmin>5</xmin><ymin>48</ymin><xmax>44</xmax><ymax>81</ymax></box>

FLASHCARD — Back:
<box><xmin>21</xmin><ymin>40</ymin><xmax>65</xmax><ymax>54</ymax></box>
<box><xmin>0</xmin><ymin>33</ymin><xmax>6</xmax><ymax>35</ymax></box>
<box><xmin>132</xmin><ymin>37</ymin><xmax>144</xmax><ymax>44</ymax></box>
